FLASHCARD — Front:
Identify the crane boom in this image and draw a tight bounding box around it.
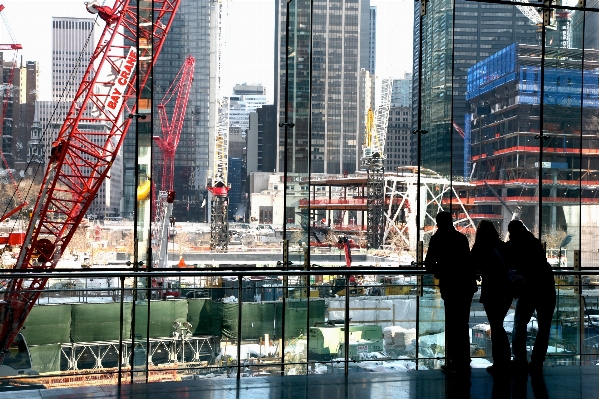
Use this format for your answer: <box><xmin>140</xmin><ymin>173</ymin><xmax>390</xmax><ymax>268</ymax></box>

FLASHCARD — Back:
<box><xmin>152</xmin><ymin>56</ymin><xmax>195</xmax><ymax>269</ymax></box>
<box><xmin>155</xmin><ymin>55</ymin><xmax>195</xmax><ymax>192</ymax></box>
<box><xmin>208</xmin><ymin>0</ymin><xmax>230</xmax><ymax>251</ymax></box>
<box><xmin>0</xmin><ymin>0</ymin><xmax>182</xmax><ymax>361</ymax></box>
<box><xmin>372</xmin><ymin>78</ymin><xmax>392</xmax><ymax>157</ymax></box>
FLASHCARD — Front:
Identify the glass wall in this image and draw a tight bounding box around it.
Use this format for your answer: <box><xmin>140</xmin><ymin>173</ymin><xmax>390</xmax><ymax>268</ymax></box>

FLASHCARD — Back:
<box><xmin>4</xmin><ymin>0</ymin><xmax>599</xmax><ymax>389</ymax></box>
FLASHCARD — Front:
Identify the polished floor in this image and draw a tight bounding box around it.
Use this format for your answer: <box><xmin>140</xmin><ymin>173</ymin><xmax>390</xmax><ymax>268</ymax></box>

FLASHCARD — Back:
<box><xmin>0</xmin><ymin>366</ymin><xmax>597</xmax><ymax>398</ymax></box>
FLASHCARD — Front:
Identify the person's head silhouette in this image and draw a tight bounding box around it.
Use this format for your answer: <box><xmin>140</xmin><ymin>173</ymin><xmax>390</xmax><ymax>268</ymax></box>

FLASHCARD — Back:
<box><xmin>508</xmin><ymin>220</ymin><xmax>527</xmax><ymax>239</ymax></box>
<box><xmin>475</xmin><ymin>219</ymin><xmax>499</xmax><ymax>244</ymax></box>
<box><xmin>436</xmin><ymin>211</ymin><xmax>453</xmax><ymax>229</ymax></box>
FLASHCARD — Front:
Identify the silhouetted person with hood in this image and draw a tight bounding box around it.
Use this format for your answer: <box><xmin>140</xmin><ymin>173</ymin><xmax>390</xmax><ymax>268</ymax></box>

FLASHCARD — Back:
<box><xmin>506</xmin><ymin>220</ymin><xmax>556</xmax><ymax>376</ymax></box>
<box><xmin>470</xmin><ymin>220</ymin><xmax>512</xmax><ymax>375</ymax></box>
<box><xmin>425</xmin><ymin>211</ymin><xmax>477</xmax><ymax>374</ymax></box>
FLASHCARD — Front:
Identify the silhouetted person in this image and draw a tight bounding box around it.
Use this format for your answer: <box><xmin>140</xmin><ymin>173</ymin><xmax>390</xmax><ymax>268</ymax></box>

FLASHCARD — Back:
<box><xmin>471</xmin><ymin>220</ymin><xmax>512</xmax><ymax>375</ymax></box>
<box><xmin>425</xmin><ymin>211</ymin><xmax>477</xmax><ymax>374</ymax></box>
<box><xmin>506</xmin><ymin>220</ymin><xmax>556</xmax><ymax>376</ymax></box>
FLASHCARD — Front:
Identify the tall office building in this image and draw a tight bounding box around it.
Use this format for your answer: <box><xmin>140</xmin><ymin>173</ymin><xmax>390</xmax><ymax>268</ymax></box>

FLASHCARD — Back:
<box><xmin>276</xmin><ymin>0</ymin><xmax>372</xmax><ymax>175</ymax></box>
<box><xmin>385</xmin><ymin>106</ymin><xmax>413</xmax><ymax>171</ymax></box>
<box><xmin>391</xmin><ymin>73</ymin><xmax>413</xmax><ymax>108</ymax></box>
<box><xmin>369</xmin><ymin>6</ymin><xmax>376</xmax><ymax>74</ymax></box>
<box><xmin>32</xmin><ymin>17</ymin><xmax>122</xmax><ymax>217</ymax></box>
<box><xmin>229</xmin><ymin>83</ymin><xmax>267</xmax><ymax>133</ymax></box>
<box><xmin>412</xmin><ymin>0</ymin><xmax>537</xmax><ymax>177</ymax></box>
<box><xmin>12</xmin><ymin>60</ymin><xmax>39</xmax><ymax>173</ymax></box>
<box><xmin>122</xmin><ymin>1</ymin><xmax>212</xmax><ymax>222</ymax></box>
<box><xmin>51</xmin><ymin>18</ymin><xmax>95</xmax><ymax>102</ymax></box>
<box><xmin>0</xmin><ymin>53</ymin><xmax>15</xmax><ymax>169</ymax></box>
<box><xmin>386</xmin><ymin>75</ymin><xmax>413</xmax><ymax>171</ymax></box>
<box><xmin>247</xmin><ymin>104</ymin><xmax>277</xmax><ymax>176</ymax></box>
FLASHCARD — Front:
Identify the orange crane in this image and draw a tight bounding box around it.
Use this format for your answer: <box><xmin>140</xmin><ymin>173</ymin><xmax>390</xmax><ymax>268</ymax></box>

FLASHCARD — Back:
<box><xmin>0</xmin><ymin>0</ymin><xmax>182</xmax><ymax>361</ymax></box>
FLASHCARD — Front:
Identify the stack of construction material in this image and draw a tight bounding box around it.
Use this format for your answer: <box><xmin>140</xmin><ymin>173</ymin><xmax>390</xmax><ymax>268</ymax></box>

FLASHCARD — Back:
<box><xmin>383</xmin><ymin>326</ymin><xmax>416</xmax><ymax>351</ymax></box>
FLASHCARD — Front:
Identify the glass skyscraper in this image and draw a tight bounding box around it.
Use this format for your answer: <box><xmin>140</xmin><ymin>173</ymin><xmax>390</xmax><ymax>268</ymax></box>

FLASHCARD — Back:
<box><xmin>276</xmin><ymin>0</ymin><xmax>371</xmax><ymax>175</ymax></box>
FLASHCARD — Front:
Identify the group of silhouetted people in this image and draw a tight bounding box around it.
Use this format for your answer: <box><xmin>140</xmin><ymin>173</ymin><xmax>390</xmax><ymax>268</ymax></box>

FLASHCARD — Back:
<box><xmin>425</xmin><ymin>211</ymin><xmax>556</xmax><ymax>378</ymax></box>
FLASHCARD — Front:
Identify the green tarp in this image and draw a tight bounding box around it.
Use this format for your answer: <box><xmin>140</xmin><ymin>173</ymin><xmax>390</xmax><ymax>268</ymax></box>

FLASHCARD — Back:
<box><xmin>21</xmin><ymin>298</ymin><xmax>326</xmax><ymax>348</ymax></box>
<box><xmin>28</xmin><ymin>344</ymin><xmax>61</xmax><ymax>374</ymax></box>
<box><xmin>70</xmin><ymin>303</ymin><xmax>132</xmax><ymax>342</ymax></box>
<box><xmin>188</xmin><ymin>299</ymin><xmax>223</xmax><ymax>336</ymax></box>
<box><xmin>22</xmin><ymin>305</ymin><xmax>71</xmax><ymax>345</ymax></box>
<box><xmin>221</xmin><ymin>300</ymin><xmax>326</xmax><ymax>340</ymax></box>
<box><xmin>132</xmin><ymin>300</ymin><xmax>188</xmax><ymax>338</ymax></box>
<box><xmin>284</xmin><ymin>299</ymin><xmax>326</xmax><ymax>339</ymax></box>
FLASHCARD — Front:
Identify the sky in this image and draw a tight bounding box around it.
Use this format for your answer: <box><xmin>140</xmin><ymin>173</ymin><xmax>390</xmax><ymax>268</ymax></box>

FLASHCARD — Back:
<box><xmin>0</xmin><ymin>0</ymin><xmax>414</xmax><ymax>104</ymax></box>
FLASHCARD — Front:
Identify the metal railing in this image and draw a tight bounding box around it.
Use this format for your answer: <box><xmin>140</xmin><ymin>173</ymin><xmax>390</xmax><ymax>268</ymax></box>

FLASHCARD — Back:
<box><xmin>0</xmin><ymin>266</ymin><xmax>596</xmax><ymax>385</ymax></box>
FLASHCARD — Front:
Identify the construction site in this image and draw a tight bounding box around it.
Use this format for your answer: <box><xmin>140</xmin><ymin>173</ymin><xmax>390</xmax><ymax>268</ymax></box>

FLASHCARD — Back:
<box><xmin>1</xmin><ymin>0</ymin><xmax>599</xmax><ymax>391</ymax></box>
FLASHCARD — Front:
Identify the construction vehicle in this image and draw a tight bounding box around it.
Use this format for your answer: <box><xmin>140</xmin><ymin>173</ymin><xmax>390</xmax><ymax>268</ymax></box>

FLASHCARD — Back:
<box><xmin>152</xmin><ymin>56</ymin><xmax>195</xmax><ymax>270</ymax></box>
<box><xmin>0</xmin><ymin>0</ymin><xmax>182</xmax><ymax>362</ymax></box>
<box><xmin>331</xmin><ymin>277</ymin><xmax>366</xmax><ymax>297</ymax></box>
<box><xmin>308</xmin><ymin>322</ymin><xmax>383</xmax><ymax>361</ymax></box>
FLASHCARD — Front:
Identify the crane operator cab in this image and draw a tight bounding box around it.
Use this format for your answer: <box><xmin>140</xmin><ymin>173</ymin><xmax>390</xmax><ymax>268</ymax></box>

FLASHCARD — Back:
<box><xmin>0</xmin><ymin>333</ymin><xmax>36</xmax><ymax>377</ymax></box>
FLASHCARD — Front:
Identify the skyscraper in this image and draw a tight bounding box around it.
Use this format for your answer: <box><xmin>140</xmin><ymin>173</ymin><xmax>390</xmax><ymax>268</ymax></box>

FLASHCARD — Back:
<box><xmin>276</xmin><ymin>0</ymin><xmax>372</xmax><ymax>175</ymax></box>
<box><xmin>12</xmin><ymin>61</ymin><xmax>39</xmax><ymax>173</ymax></box>
<box><xmin>229</xmin><ymin>83</ymin><xmax>267</xmax><ymax>133</ymax></box>
<box><xmin>33</xmin><ymin>17</ymin><xmax>122</xmax><ymax>217</ymax></box>
<box><xmin>51</xmin><ymin>18</ymin><xmax>95</xmax><ymax>102</ymax></box>
<box><xmin>369</xmin><ymin>6</ymin><xmax>376</xmax><ymax>75</ymax></box>
<box><xmin>391</xmin><ymin>73</ymin><xmax>413</xmax><ymax>108</ymax></box>
<box><xmin>412</xmin><ymin>0</ymin><xmax>537</xmax><ymax>177</ymax></box>
<box><xmin>122</xmin><ymin>1</ymin><xmax>212</xmax><ymax>222</ymax></box>
<box><xmin>386</xmin><ymin>73</ymin><xmax>413</xmax><ymax>171</ymax></box>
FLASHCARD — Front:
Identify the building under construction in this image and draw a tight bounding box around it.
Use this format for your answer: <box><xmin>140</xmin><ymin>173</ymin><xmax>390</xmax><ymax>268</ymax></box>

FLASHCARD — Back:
<box><xmin>465</xmin><ymin>43</ymin><xmax>599</xmax><ymax>238</ymax></box>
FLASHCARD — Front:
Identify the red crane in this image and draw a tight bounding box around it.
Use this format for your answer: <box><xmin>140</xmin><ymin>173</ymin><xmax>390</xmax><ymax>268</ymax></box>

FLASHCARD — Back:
<box><xmin>152</xmin><ymin>56</ymin><xmax>195</xmax><ymax>270</ymax></box>
<box><xmin>154</xmin><ymin>55</ymin><xmax>195</xmax><ymax>193</ymax></box>
<box><xmin>0</xmin><ymin>0</ymin><xmax>182</xmax><ymax>360</ymax></box>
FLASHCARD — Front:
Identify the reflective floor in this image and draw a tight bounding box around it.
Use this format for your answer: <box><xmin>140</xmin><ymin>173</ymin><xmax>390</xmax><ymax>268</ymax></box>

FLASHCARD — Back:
<box><xmin>0</xmin><ymin>365</ymin><xmax>597</xmax><ymax>398</ymax></box>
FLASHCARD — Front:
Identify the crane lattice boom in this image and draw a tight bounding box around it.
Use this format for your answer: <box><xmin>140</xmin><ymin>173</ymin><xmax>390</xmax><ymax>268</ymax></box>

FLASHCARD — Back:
<box><xmin>0</xmin><ymin>0</ymin><xmax>181</xmax><ymax>360</ymax></box>
<box><xmin>372</xmin><ymin>78</ymin><xmax>392</xmax><ymax>157</ymax></box>
<box><xmin>208</xmin><ymin>0</ymin><xmax>230</xmax><ymax>251</ymax></box>
<box><xmin>155</xmin><ymin>55</ymin><xmax>195</xmax><ymax>192</ymax></box>
<box><xmin>152</xmin><ymin>56</ymin><xmax>195</xmax><ymax>269</ymax></box>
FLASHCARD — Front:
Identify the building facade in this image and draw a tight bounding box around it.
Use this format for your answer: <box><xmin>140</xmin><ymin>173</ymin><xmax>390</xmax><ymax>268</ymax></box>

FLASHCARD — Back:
<box><xmin>276</xmin><ymin>0</ymin><xmax>372</xmax><ymax>175</ymax></box>
<box><xmin>412</xmin><ymin>0</ymin><xmax>537</xmax><ymax>177</ymax></box>
<box><xmin>229</xmin><ymin>84</ymin><xmax>267</xmax><ymax>133</ymax></box>
<box><xmin>391</xmin><ymin>73</ymin><xmax>413</xmax><ymax>108</ymax></box>
<box><xmin>51</xmin><ymin>18</ymin><xmax>95</xmax><ymax>102</ymax></box>
<box><xmin>29</xmin><ymin>18</ymin><xmax>122</xmax><ymax>217</ymax></box>
<box><xmin>122</xmin><ymin>1</ymin><xmax>213</xmax><ymax>222</ymax></box>
<box><xmin>369</xmin><ymin>6</ymin><xmax>376</xmax><ymax>75</ymax></box>
<box><xmin>466</xmin><ymin>44</ymin><xmax>599</xmax><ymax>254</ymax></box>
<box><xmin>385</xmin><ymin>106</ymin><xmax>413</xmax><ymax>170</ymax></box>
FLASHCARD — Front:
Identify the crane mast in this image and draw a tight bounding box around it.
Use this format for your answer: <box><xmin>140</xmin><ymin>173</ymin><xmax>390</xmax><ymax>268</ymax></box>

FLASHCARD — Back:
<box><xmin>207</xmin><ymin>0</ymin><xmax>230</xmax><ymax>251</ymax></box>
<box><xmin>0</xmin><ymin>0</ymin><xmax>181</xmax><ymax>360</ymax></box>
<box><xmin>363</xmin><ymin>78</ymin><xmax>392</xmax><ymax>249</ymax></box>
<box><xmin>152</xmin><ymin>56</ymin><xmax>195</xmax><ymax>269</ymax></box>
